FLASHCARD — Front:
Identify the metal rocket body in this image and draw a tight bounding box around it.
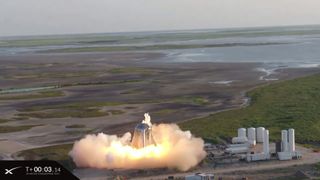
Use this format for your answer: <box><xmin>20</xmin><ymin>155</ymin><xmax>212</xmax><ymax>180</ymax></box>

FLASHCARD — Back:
<box><xmin>131</xmin><ymin>113</ymin><xmax>156</xmax><ymax>149</ymax></box>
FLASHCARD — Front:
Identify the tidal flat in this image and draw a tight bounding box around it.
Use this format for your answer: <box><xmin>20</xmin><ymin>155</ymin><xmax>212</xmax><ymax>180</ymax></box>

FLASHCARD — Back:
<box><xmin>0</xmin><ymin>51</ymin><xmax>318</xmax><ymax>151</ymax></box>
<box><xmin>1</xmin><ymin>26</ymin><xmax>320</xmax><ymax>179</ymax></box>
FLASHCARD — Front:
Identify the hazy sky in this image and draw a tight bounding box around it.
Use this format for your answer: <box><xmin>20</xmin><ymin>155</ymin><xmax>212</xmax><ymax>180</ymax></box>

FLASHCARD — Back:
<box><xmin>1</xmin><ymin>0</ymin><xmax>320</xmax><ymax>36</ymax></box>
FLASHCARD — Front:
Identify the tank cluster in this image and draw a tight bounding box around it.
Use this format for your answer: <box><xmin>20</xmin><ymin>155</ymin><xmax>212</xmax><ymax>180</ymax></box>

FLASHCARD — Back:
<box><xmin>277</xmin><ymin>129</ymin><xmax>301</xmax><ymax>160</ymax></box>
<box><xmin>231</xmin><ymin>127</ymin><xmax>267</xmax><ymax>146</ymax></box>
<box><xmin>225</xmin><ymin>127</ymin><xmax>301</xmax><ymax>162</ymax></box>
<box><xmin>226</xmin><ymin>127</ymin><xmax>270</xmax><ymax>161</ymax></box>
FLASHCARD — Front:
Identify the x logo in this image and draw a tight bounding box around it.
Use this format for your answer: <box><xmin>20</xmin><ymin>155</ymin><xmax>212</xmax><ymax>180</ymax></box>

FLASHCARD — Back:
<box><xmin>4</xmin><ymin>166</ymin><xmax>21</xmax><ymax>175</ymax></box>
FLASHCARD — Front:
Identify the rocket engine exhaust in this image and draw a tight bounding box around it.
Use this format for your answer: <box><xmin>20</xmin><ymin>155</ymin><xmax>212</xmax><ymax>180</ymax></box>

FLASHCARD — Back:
<box><xmin>69</xmin><ymin>113</ymin><xmax>206</xmax><ymax>171</ymax></box>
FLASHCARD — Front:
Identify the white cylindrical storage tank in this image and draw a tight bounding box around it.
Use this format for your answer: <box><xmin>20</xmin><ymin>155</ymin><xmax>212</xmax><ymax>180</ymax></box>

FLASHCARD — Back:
<box><xmin>225</xmin><ymin>146</ymin><xmax>249</xmax><ymax>154</ymax></box>
<box><xmin>232</xmin><ymin>137</ymin><xmax>248</xmax><ymax>144</ymax></box>
<box><xmin>256</xmin><ymin>127</ymin><xmax>265</xmax><ymax>143</ymax></box>
<box><xmin>281</xmin><ymin>130</ymin><xmax>288</xmax><ymax>152</ymax></box>
<box><xmin>247</xmin><ymin>127</ymin><xmax>256</xmax><ymax>146</ymax></box>
<box><xmin>238</xmin><ymin>128</ymin><xmax>246</xmax><ymax>138</ymax></box>
<box><xmin>288</xmin><ymin>128</ymin><xmax>295</xmax><ymax>152</ymax></box>
<box><xmin>263</xmin><ymin>129</ymin><xmax>269</xmax><ymax>154</ymax></box>
<box><xmin>228</xmin><ymin>143</ymin><xmax>250</xmax><ymax>148</ymax></box>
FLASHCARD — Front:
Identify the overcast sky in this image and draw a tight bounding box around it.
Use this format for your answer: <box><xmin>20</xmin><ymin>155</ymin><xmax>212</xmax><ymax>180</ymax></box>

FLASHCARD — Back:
<box><xmin>1</xmin><ymin>0</ymin><xmax>320</xmax><ymax>36</ymax></box>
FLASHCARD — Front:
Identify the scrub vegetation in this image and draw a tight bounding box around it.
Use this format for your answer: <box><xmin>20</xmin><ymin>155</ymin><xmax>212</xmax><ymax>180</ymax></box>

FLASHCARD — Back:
<box><xmin>17</xmin><ymin>95</ymin><xmax>209</xmax><ymax>119</ymax></box>
<box><xmin>61</xmin><ymin>79</ymin><xmax>143</xmax><ymax>87</ymax></box>
<box><xmin>0</xmin><ymin>125</ymin><xmax>41</xmax><ymax>133</ymax></box>
<box><xmin>18</xmin><ymin>109</ymin><xmax>110</xmax><ymax>119</ymax></box>
<box><xmin>0</xmin><ymin>119</ymin><xmax>9</xmax><ymax>124</ymax></box>
<box><xmin>181</xmin><ymin>73</ymin><xmax>320</xmax><ymax>144</ymax></box>
<box><xmin>152</xmin><ymin>109</ymin><xmax>178</xmax><ymax>116</ymax></box>
<box><xmin>120</xmin><ymin>89</ymin><xmax>143</xmax><ymax>95</ymax></box>
<box><xmin>65</xmin><ymin>124</ymin><xmax>86</xmax><ymax>129</ymax></box>
<box><xmin>175</xmin><ymin>96</ymin><xmax>210</xmax><ymax>106</ymax></box>
<box><xmin>108</xmin><ymin>110</ymin><xmax>125</xmax><ymax>115</ymax></box>
<box><xmin>315</xmin><ymin>162</ymin><xmax>320</xmax><ymax>171</ymax></box>
<box><xmin>17</xmin><ymin>101</ymin><xmax>125</xmax><ymax>118</ymax></box>
<box><xmin>9</xmin><ymin>72</ymin><xmax>97</xmax><ymax>80</ymax></box>
<box><xmin>18</xmin><ymin>101</ymin><xmax>125</xmax><ymax>112</ymax></box>
<box><xmin>0</xmin><ymin>91</ymin><xmax>65</xmax><ymax>100</ymax></box>
<box><xmin>16</xmin><ymin>99</ymin><xmax>127</xmax><ymax>118</ymax></box>
<box><xmin>109</xmin><ymin>67</ymin><xmax>153</xmax><ymax>74</ymax></box>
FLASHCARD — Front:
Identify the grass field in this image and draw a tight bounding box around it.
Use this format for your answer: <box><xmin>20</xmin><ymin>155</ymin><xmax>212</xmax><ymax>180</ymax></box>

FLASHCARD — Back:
<box><xmin>181</xmin><ymin>73</ymin><xmax>320</xmax><ymax>144</ymax></box>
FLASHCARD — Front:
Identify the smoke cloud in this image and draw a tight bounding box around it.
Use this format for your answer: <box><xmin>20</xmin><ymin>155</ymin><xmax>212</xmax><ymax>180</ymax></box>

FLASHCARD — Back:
<box><xmin>69</xmin><ymin>120</ymin><xmax>206</xmax><ymax>171</ymax></box>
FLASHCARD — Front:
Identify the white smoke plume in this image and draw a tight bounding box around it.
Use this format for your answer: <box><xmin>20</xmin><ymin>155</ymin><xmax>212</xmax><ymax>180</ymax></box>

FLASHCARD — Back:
<box><xmin>69</xmin><ymin>114</ymin><xmax>206</xmax><ymax>171</ymax></box>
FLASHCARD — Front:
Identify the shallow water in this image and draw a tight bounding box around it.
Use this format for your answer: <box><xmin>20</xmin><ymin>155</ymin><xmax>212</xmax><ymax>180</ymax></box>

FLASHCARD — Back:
<box><xmin>1</xmin><ymin>25</ymin><xmax>320</xmax><ymax>70</ymax></box>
